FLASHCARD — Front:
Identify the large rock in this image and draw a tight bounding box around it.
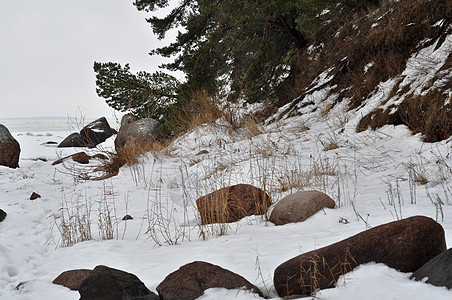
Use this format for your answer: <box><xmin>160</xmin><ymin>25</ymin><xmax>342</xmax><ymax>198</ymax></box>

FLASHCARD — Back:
<box><xmin>78</xmin><ymin>265</ymin><xmax>158</xmax><ymax>300</ymax></box>
<box><xmin>0</xmin><ymin>124</ymin><xmax>20</xmax><ymax>168</ymax></box>
<box><xmin>156</xmin><ymin>261</ymin><xmax>263</xmax><ymax>300</ymax></box>
<box><xmin>411</xmin><ymin>247</ymin><xmax>452</xmax><ymax>289</ymax></box>
<box><xmin>274</xmin><ymin>216</ymin><xmax>446</xmax><ymax>298</ymax></box>
<box><xmin>58</xmin><ymin>132</ymin><xmax>87</xmax><ymax>148</ymax></box>
<box><xmin>53</xmin><ymin>269</ymin><xmax>92</xmax><ymax>291</ymax></box>
<box><xmin>114</xmin><ymin>117</ymin><xmax>159</xmax><ymax>151</ymax></box>
<box><xmin>196</xmin><ymin>184</ymin><xmax>272</xmax><ymax>224</ymax></box>
<box><xmin>0</xmin><ymin>209</ymin><xmax>6</xmax><ymax>222</ymax></box>
<box><xmin>58</xmin><ymin>117</ymin><xmax>117</xmax><ymax>148</ymax></box>
<box><xmin>270</xmin><ymin>190</ymin><xmax>335</xmax><ymax>225</ymax></box>
<box><xmin>80</xmin><ymin>117</ymin><xmax>117</xmax><ymax>146</ymax></box>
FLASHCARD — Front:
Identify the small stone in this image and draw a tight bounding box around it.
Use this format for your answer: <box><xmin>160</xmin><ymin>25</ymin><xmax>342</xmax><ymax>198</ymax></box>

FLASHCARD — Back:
<box><xmin>0</xmin><ymin>209</ymin><xmax>6</xmax><ymax>222</ymax></box>
<box><xmin>30</xmin><ymin>192</ymin><xmax>41</xmax><ymax>200</ymax></box>
<box><xmin>122</xmin><ymin>215</ymin><xmax>133</xmax><ymax>220</ymax></box>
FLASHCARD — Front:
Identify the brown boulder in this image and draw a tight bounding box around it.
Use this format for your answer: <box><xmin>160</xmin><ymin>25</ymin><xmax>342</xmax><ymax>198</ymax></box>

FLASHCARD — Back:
<box><xmin>0</xmin><ymin>124</ymin><xmax>20</xmax><ymax>168</ymax></box>
<box><xmin>156</xmin><ymin>261</ymin><xmax>263</xmax><ymax>300</ymax></box>
<box><xmin>196</xmin><ymin>184</ymin><xmax>272</xmax><ymax>224</ymax></box>
<box><xmin>270</xmin><ymin>190</ymin><xmax>335</xmax><ymax>225</ymax></box>
<box><xmin>52</xmin><ymin>152</ymin><xmax>108</xmax><ymax>166</ymax></box>
<box><xmin>274</xmin><ymin>216</ymin><xmax>447</xmax><ymax>298</ymax></box>
<box><xmin>53</xmin><ymin>269</ymin><xmax>92</xmax><ymax>291</ymax></box>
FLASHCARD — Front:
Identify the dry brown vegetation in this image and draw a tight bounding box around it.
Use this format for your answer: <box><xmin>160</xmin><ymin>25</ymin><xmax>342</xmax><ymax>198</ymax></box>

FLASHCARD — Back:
<box><xmin>275</xmin><ymin>0</ymin><xmax>452</xmax><ymax>142</ymax></box>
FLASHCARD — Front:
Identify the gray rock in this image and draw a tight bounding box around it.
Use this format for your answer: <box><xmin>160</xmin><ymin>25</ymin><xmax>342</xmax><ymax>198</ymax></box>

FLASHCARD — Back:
<box><xmin>411</xmin><ymin>247</ymin><xmax>452</xmax><ymax>289</ymax></box>
<box><xmin>115</xmin><ymin>118</ymin><xmax>159</xmax><ymax>151</ymax></box>
<box><xmin>270</xmin><ymin>190</ymin><xmax>335</xmax><ymax>225</ymax></box>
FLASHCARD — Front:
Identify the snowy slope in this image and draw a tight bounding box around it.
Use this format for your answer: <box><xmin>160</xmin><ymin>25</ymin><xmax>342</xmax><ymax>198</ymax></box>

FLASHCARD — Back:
<box><xmin>1</xmin><ymin>104</ymin><xmax>452</xmax><ymax>300</ymax></box>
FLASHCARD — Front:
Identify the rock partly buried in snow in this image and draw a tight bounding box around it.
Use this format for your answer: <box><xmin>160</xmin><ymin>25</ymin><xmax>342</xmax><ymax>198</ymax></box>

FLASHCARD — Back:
<box><xmin>53</xmin><ymin>269</ymin><xmax>92</xmax><ymax>291</ymax></box>
<box><xmin>270</xmin><ymin>190</ymin><xmax>335</xmax><ymax>225</ymax></box>
<box><xmin>78</xmin><ymin>265</ymin><xmax>159</xmax><ymax>300</ymax></box>
<box><xmin>52</xmin><ymin>152</ymin><xmax>109</xmax><ymax>166</ymax></box>
<box><xmin>114</xmin><ymin>117</ymin><xmax>159</xmax><ymax>151</ymax></box>
<box><xmin>0</xmin><ymin>209</ymin><xmax>6</xmax><ymax>222</ymax></box>
<box><xmin>410</xmin><ymin>247</ymin><xmax>452</xmax><ymax>289</ymax></box>
<box><xmin>80</xmin><ymin>117</ymin><xmax>117</xmax><ymax>146</ymax></box>
<box><xmin>30</xmin><ymin>192</ymin><xmax>41</xmax><ymax>200</ymax></box>
<box><xmin>0</xmin><ymin>124</ymin><xmax>20</xmax><ymax>168</ymax></box>
<box><xmin>196</xmin><ymin>184</ymin><xmax>272</xmax><ymax>224</ymax></box>
<box><xmin>274</xmin><ymin>216</ymin><xmax>447</xmax><ymax>298</ymax></box>
<box><xmin>156</xmin><ymin>261</ymin><xmax>263</xmax><ymax>300</ymax></box>
<box><xmin>58</xmin><ymin>117</ymin><xmax>117</xmax><ymax>148</ymax></box>
<box><xmin>58</xmin><ymin>132</ymin><xmax>87</xmax><ymax>148</ymax></box>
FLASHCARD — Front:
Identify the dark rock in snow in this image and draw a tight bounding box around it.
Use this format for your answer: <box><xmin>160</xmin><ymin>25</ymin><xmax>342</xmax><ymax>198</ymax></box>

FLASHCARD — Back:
<box><xmin>0</xmin><ymin>209</ymin><xmax>6</xmax><ymax>222</ymax></box>
<box><xmin>196</xmin><ymin>184</ymin><xmax>272</xmax><ymax>224</ymax></box>
<box><xmin>0</xmin><ymin>124</ymin><xmax>20</xmax><ymax>168</ymax></box>
<box><xmin>80</xmin><ymin>117</ymin><xmax>117</xmax><ymax>146</ymax></box>
<box><xmin>52</xmin><ymin>152</ymin><xmax>108</xmax><ymax>166</ymax></box>
<box><xmin>30</xmin><ymin>192</ymin><xmax>41</xmax><ymax>200</ymax></box>
<box><xmin>58</xmin><ymin>132</ymin><xmax>87</xmax><ymax>148</ymax></box>
<box><xmin>156</xmin><ymin>261</ymin><xmax>263</xmax><ymax>300</ymax></box>
<box><xmin>58</xmin><ymin>117</ymin><xmax>116</xmax><ymax>148</ymax></box>
<box><xmin>411</xmin><ymin>247</ymin><xmax>452</xmax><ymax>289</ymax></box>
<box><xmin>270</xmin><ymin>190</ymin><xmax>335</xmax><ymax>225</ymax></box>
<box><xmin>274</xmin><ymin>216</ymin><xmax>447</xmax><ymax>298</ymax></box>
<box><xmin>53</xmin><ymin>269</ymin><xmax>92</xmax><ymax>291</ymax></box>
<box><xmin>122</xmin><ymin>215</ymin><xmax>133</xmax><ymax>220</ymax></box>
<box><xmin>78</xmin><ymin>265</ymin><xmax>158</xmax><ymax>300</ymax></box>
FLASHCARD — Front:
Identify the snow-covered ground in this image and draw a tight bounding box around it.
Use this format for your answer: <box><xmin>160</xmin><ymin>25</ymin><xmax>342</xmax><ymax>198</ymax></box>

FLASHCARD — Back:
<box><xmin>1</xmin><ymin>109</ymin><xmax>452</xmax><ymax>299</ymax></box>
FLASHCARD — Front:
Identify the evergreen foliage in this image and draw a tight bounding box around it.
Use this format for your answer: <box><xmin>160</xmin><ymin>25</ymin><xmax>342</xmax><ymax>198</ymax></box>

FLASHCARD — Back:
<box><xmin>95</xmin><ymin>0</ymin><xmax>380</xmax><ymax>134</ymax></box>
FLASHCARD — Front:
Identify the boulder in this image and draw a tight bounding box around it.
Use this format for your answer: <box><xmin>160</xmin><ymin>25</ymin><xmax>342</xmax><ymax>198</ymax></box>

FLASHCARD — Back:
<box><xmin>0</xmin><ymin>124</ymin><xmax>20</xmax><ymax>168</ymax></box>
<box><xmin>411</xmin><ymin>247</ymin><xmax>452</xmax><ymax>289</ymax></box>
<box><xmin>58</xmin><ymin>117</ymin><xmax>117</xmax><ymax>148</ymax></box>
<box><xmin>0</xmin><ymin>209</ymin><xmax>6</xmax><ymax>222</ymax></box>
<box><xmin>196</xmin><ymin>184</ymin><xmax>272</xmax><ymax>224</ymax></box>
<box><xmin>78</xmin><ymin>265</ymin><xmax>158</xmax><ymax>300</ymax></box>
<box><xmin>156</xmin><ymin>261</ymin><xmax>263</xmax><ymax>300</ymax></box>
<box><xmin>53</xmin><ymin>269</ymin><xmax>92</xmax><ymax>291</ymax></box>
<box><xmin>274</xmin><ymin>216</ymin><xmax>446</xmax><ymax>298</ymax></box>
<box><xmin>57</xmin><ymin>132</ymin><xmax>88</xmax><ymax>148</ymax></box>
<box><xmin>270</xmin><ymin>190</ymin><xmax>335</xmax><ymax>225</ymax></box>
<box><xmin>80</xmin><ymin>117</ymin><xmax>117</xmax><ymax>146</ymax></box>
<box><xmin>115</xmin><ymin>117</ymin><xmax>159</xmax><ymax>151</ymax></box>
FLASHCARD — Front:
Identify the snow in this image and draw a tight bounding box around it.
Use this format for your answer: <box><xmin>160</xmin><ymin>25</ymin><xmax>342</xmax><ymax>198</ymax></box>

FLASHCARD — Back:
<box><xmin>1</xmin><ymin>111</ymin><xmax>452</xmax><ymax>300</ymax></box>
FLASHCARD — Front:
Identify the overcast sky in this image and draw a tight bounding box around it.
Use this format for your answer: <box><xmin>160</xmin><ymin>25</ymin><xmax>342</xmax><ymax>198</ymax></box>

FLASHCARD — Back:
<box><xmin>0</xmin><ymin>0</ymin><xmax>177</xmax><ymax>119</ymax></box>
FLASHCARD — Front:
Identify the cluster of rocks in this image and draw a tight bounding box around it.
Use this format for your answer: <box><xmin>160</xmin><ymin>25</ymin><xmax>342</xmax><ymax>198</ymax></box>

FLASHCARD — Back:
<box><xmin>0</xmin><ymin>116</ymin><xmax>160</xmax><ymax>180</ymax></box>
<box><xmin>50</xmin><ymin>186</ymin><xmax>452</xmax><ymax>299</ymax></box>
<box><xmin>54</xmin><ymin>262</ymin><xmax>263</xmax><ymax>300</ymax></box>
<box><xmin>57</xmin><ymin>115</ymin><xmax>159</xmax><ymax>152</ymax></box>
<box><xmin>58</xmin><ymin>117</ymin><xmax>117</xmax><ymax>148</ymax></box>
